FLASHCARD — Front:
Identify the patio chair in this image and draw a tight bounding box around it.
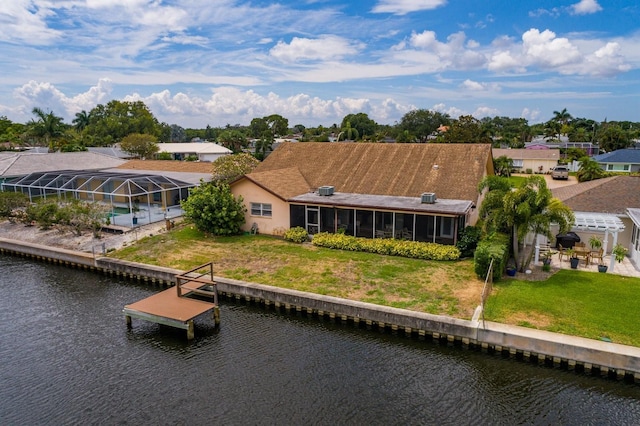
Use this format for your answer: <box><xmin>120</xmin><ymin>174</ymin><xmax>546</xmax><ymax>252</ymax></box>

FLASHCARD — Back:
<box><xmin>590</xmin><ymin>248</ymin><xmax>604</xmax><ymax>266</ymax></box>
<box><xmin>557</xmin><ymin>244</ymin><xmax>568</xmax><ymax>262</ymax></box>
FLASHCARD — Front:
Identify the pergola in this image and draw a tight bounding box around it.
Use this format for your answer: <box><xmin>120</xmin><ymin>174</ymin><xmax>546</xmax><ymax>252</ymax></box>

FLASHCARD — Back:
<box><xmin>1</xmin><ymin>170</ymin><xmax>195</xmax><ymax>228</ymax></box>
<box><xmin>571</xmin><ymin>212</ymin><xmax>626</xmax><ymax>272</ymax></box>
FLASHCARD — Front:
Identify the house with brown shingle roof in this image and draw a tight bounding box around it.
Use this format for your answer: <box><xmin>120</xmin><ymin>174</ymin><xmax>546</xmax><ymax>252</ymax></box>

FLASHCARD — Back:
<box><xmin>231</xmin><ymin>142</ymin><xmax>494</xmax><ymax>245</ymax></box>
<box><xmin>552</xmin><ymin>175</ymin><xmax>640</xmax><ymax>268</ymax></box>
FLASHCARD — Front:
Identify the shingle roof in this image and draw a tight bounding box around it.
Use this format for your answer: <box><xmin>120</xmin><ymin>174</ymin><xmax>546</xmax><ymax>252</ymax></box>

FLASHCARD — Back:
<box><xmin>246</xmin><ymin>142</ymin><xmax>493</xmax><ymax>201</ymax></box>
<box><xmin>551</xmin><ymin>175</ymin><xmax>640</xmax><ymax>215</ymax></box>
<box><xmin>493</xmin><ymin>148</ymin><xmax>560</xmax><ymax>160</ymax></box>
<box><xmin>593</xmin><ymin>149</ymin><xmax>640</xmax><ymax>164</ymax></box>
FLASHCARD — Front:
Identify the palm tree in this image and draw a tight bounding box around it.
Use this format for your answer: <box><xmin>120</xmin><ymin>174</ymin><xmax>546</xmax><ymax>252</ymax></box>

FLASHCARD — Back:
<box><xmin>72</xmin><ymin>110</ymin><xmax>90</xmax><ymax>132</ymax></box>
<box><xmin>479</xmin><ymin>175</ymin><xmax>574</xmax><ymax>271</ymax></box>
<box><xmin>577</xmin><ymin>156</ymin><xmax>606</xmax><ymax>182</ymax></box>
<box><xmin>29</xmin><ymin>107</ymin><xmax>65</xmax><ymax>151</ymax></box>
<box><xmin>553</xmin><ymin>108</ymin><xmax>573</xmax><ymax>126</ymax></box>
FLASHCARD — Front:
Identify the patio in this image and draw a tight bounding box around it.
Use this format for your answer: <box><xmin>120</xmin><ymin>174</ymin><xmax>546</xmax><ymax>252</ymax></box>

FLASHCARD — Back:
<box><xmin>544</xmin><ymin>252</ymin><xmax>640</xmax><ymax>278</ymax></box>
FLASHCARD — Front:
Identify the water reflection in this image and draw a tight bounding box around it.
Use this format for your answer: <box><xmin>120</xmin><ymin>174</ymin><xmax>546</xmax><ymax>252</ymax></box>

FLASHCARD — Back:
<box><xmin>0</xmin><ymin>256</ymin><xmax>638</xmax><ymax>425</ymax></box>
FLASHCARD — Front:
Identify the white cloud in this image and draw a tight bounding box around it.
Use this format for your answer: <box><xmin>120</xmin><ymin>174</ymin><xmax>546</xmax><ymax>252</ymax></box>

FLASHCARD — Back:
<box><xmin>461</xmin><ymin>79</ymin><xmax>485</xmax><ymax>91</ymax></box>
<box><xmin>473</xmin><ymin>106</ymin><xmax>500</xmax><ymax>118</ymax></box>
<box><xmin>270</xmin><ymin>35</ymin><xmax>363</xmax><ymax>63</ymax></box>
<box><xmin>522</xmin><ymin>29</ymin><xmax>581</xmax><ymax>68</ymax></box>
<box><xmin>12</xmin><ymin>78</ymin><xmax>114</xmax><ymax>119</ymax></box>
<box><xmin>0</xmin><ymin>0</ymin><xmax>61</xmax><ymax>44</ymax></box>
<box><xmin>570</xmin><ymin>0</ymin><xmax>603</xmax><ymax>15</ymax></box>
<box><xmin>521</xmin><ymin>108</ymin><xmax>541</xmax><ymax>122</ymax></box>
<box><xmin>371</xmin><ymin>0</ymin><xmax>447</xmax><ymax>15</ymax></box>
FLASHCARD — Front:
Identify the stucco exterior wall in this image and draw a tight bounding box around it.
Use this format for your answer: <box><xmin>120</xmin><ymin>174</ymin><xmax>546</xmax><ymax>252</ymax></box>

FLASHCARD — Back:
<box><xmin>232</xmin><ymin>179</ymin><xmax>290</xmax><ymax>235</ymax></box>
<box><xmin>520</xmin><ymin>159</ymin><xmax>559</xmax><ymax>173</ymax></box>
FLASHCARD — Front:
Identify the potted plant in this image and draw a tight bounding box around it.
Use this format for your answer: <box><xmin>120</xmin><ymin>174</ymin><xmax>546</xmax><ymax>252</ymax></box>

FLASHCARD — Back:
<box><xmin>541</xmin><ymin>251</ymin><xmax>553</xmax><ymax>266</ymax></box>
<box><xmin>589</xmin><ymin>235</ymin><xmax>602</xmax><ymax>251</ymax></box>
<box><xmin>506</xmin><ymin>259</ymin><xmax>517</xmax><ymax>276</ymax></box>
<box><xmin>567</xmin><ymin>248</ymin><xmax>579</xmax><ymax>269</ymax></box>
<box><xmin>598</xmin><ymin>263</ymin><xmax>608</xmax><ymax>273</ymax></box>
<box><xmin>612</xmin><ymin>244</ymin><xmax>627</xmax><ymax>263</ymax></box>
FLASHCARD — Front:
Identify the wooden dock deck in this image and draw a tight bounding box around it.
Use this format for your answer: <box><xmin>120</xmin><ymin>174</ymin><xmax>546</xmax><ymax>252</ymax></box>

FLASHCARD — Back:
<box><xmin>123</xmin><ymin>262</ymin><xmax>219</xmax><ymax>340</ymax></box>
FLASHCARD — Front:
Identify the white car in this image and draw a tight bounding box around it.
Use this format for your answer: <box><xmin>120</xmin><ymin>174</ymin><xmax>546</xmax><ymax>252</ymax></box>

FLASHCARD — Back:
<box><xmin>551</xmin><ymin>166</ymin><xmax>569</xmax><ymax>180</ymax></box>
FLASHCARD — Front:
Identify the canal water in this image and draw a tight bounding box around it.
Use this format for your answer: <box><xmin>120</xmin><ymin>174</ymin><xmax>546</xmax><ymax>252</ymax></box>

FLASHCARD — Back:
<box><xmin>1</xmin><ymin>256</ymin><xmax>639</xmax><ymax>425</ymax></box>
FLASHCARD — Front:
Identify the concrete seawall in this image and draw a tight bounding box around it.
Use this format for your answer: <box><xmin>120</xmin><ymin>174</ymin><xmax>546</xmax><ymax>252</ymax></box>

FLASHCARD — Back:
<box><xmin>1</xmin><ymin>237</ymin><xmax>639</xmax><ymax>382</ymax></box>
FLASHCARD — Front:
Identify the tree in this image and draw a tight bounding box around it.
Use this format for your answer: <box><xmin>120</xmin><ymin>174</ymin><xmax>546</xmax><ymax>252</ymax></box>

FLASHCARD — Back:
<box><xmin>596</xmin><ymin>123</ymin><xmax>631</xmax><ymax>152</ymax></box>
<box><xmin>493</xmin><ymin>155</ymin><xmax>514</xmax><ymax>177</ymax></box>
<box><xmin>336</xmin><ymin>121</ymin><xmax>359</xmax><ymax>141</ymax></box>
<box><xmin>553</xmin><ymin>108</ymin><xmax>573</xmax><ymax>126</ymax></box>
<box><xmin>340</xmin><ymin>113</ymin><xmax>377</xmax><ymax>140</ymax></box>
<box><xmin>576</xmin><ymin>156</ymin><xmax>606</xmax><ymax>182</ymax></box>
<box><xmin>28</xmin><ymin>107</ymin><xmax>65</xmax><ymax>151</ymax></box>
<box><xmin>441</xmin><ymin>115</ymin><xmax>491</xmax><ymax>143</ymax></box>
<box><xmin>181</xmin><ymin>182</ymin><xmax>246</xmax><ymax>235</ymax></box>
<box><xmin>84</xmin><ymin>100</ymin><xmax>161</xmax><ymax>145</ymax></box>
<box><xmin>72</xmin><ymin>110</ymin><xmax>90</xmax><ymax>132</ymax></box>
<box><xmin>120</xmin><ymin>133</ymin><xmax>159</xmax><ymax>159</ymax></box>
<box><xmin>211</xmin><ymin>153</ymin><xmax>259</xmax><ymax>183</ymax></box>
<box><xmin>478</xmin><ymin>175</ymin><xmax>574</xmax><ymax>272</ymax></box>
<box><xmin>398</xmin><ymin>109</ymin><xmax>450</xmax><ymax>142</ymax></box>
<box><xmin>217</xmin><ymin>129</ymin><xmax>247</xmax><ymax>153</ymax></box>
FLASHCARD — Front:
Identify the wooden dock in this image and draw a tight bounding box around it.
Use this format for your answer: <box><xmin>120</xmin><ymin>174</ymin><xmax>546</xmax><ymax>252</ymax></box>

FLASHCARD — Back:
<box><xmin>123</xmin><ymin>262</ymin><xmax>220</xmax><ymax>340</ymax></box>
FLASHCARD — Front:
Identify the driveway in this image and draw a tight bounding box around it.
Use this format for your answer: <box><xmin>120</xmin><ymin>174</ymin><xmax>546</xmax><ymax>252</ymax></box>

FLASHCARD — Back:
<box><xmin>514</xmin><ymin>173</ymin><xmax>579</xmax><ymax>189</ymax></box>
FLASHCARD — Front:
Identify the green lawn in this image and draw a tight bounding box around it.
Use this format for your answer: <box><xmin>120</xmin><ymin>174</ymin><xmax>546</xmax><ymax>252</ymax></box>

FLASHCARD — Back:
<box><xmin>112</xmin><ymin>224</ymin><xmax>640</xmax><ymax>347</ymax></box>
<box><xmin>484</xmin><ymin>270</ymin><xmax>640</xmax><ymax>347</ymax></box>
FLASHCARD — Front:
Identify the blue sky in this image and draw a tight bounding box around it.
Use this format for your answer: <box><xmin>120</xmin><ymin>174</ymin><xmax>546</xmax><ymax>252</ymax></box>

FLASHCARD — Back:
<box><xmin>1</xmin><ymin>0</ymin><xmax>638</xmax><ymax>128</ymax></box>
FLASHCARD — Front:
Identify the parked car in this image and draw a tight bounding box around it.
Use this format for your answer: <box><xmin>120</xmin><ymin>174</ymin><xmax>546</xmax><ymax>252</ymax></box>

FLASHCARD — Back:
<box><xmin>551</xmin><ymin>165</ymin><xmax>569</xmax><ymax>180</ymax></box>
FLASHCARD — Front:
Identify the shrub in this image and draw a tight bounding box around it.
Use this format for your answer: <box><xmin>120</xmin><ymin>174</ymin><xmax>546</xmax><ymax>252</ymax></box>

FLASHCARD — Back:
<box><xmin>474</xmin><ymin>232</ymin><xmax>510</xmax><ymax>281</ymax></box>
<box><xmin>0</xmin><ymin>191</ymin><xmax>29</xmax><ymax>219</ymax></box>
<box><xmin>311</xmin><ymin>232</ymin><xmax>460</xmax><ymax>261</ymax></box>
<box><xmin>456</xmin><ymin>225</ymin><xmax>482</xmax><ymax>258</ymax></box>
<box><xmin>181</xmin><ymin>181</ymin><xmax>246</xmax><ymax>235</ymax></box>
<box><xmin>283</xmin><ymin>227</ymin><xmax>308</xmax><ymax>243</ymax></box>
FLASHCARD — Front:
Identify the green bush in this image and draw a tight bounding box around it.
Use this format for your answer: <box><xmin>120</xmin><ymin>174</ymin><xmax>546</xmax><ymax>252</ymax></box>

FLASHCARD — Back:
<box><xmin>283</xmin><ymin>227</ymin><xmax>308</xmax><ymax>243</ymax></box>
<box><xmin>311</xmin><ymin>232</ymin><xmax>460</xmax><ymax>261</ymax></box>
<box><xmin>474</xmin><ymin>232</ymin><xmax>510</xmax><ymax>281</ymax></box>
<box><xmin>181</xmin><ymin>181</ymin><xmax>246</xmax><ymax>235</ymax></box>
<box><xmin>456</xmin><ymin>225</ymin><xmax>482</xmax><ymax>258</ymax></box>
<box><xmin>0</xmin><ymin>191</ymin><xmax>28</xmax><ymax>219</ymax></box>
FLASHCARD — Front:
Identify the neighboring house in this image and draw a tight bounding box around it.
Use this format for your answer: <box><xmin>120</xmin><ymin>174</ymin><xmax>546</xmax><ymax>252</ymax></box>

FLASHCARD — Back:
<box><xmin>592</xmin><ymin>149</ymin><xmax>640</xmax><ymax>173</ymax></box>
<box><xmin>0</xmin><ymin>151</ymin><xmax>126</xmax><ymax>180</ymax></box>
<box><xmin>231</xmin><ymin>142</ymin><xmax>494</xmax><ymax>245</ymax></box>
<box><xmin>0</xmin><ymin>156</ymin><xmax>213</xmax><ymax>228</ymax></box>
<box><xmin>525</xmin><ymin>140</ymin><xmax>599</xmax><ymax>156</ymax></box>
<box><xmin>492</xmin><ymin>148</ymin><xmax>560</xmax><ymax>173</ymax></box>
<box><xmin>552</xmin><ymin>175</ymin><xmax>640</xmax><ymax>270</ymax></box>
<box><xmin>156</xmin><ymin>143</ymin><xmax>231</xmax><ymax>162</ymax></box>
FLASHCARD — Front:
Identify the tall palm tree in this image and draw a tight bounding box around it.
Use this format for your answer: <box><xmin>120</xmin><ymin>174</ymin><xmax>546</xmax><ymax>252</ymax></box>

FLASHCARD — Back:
<box><xmin>553</xmin><ymin>108</ymin><xmax>573</xmax><ymax>126</ymax></box>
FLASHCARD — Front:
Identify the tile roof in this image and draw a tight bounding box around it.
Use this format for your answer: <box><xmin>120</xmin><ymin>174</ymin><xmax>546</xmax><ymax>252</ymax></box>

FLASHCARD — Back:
<box><xmin>116</xmin><ymin>159</ymin><xmax>214</xmax><ymax>174</ymax></box>
<box><xmin>246</xmin><ymin>142</ymin><xmax>493</xmax><ymax>201</ymax></box>
<box><xmin>593</xmin><ymin>149</ymin><xmax>640</xmax><ymax>164</ymax></box>
<box><xmin>0</xmin><ymin>152</ymin><xmax>126</xmax><ymax>177</ymax></box>
<box><xmin>551</xmin><ymin>175</ymin><xmax>640</xmax><ymax>215</ymax></box>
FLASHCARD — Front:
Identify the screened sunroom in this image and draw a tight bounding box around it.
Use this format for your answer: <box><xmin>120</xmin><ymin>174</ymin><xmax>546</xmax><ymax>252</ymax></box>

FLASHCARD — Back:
<box><xmin>1</xmin><ymin>170</ymin><xmax>194</xmax><ymax>228</ymax></box>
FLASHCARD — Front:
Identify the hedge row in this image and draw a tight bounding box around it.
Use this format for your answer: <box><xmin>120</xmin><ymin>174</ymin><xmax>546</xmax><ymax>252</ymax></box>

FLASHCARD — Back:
<box><xmin>473</xmin><ymin>232</ymin><xmax>510</xmax><ymax>281</ymax></box>
<box><xmin>311</xmin><ymin>232</ymin><xmax>460</xmax><ymax>261</ymax></box>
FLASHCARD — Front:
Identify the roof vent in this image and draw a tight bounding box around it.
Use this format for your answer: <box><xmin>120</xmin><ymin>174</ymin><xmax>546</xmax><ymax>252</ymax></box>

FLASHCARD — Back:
<box><xmin>421</xmin><ymin>192</ymin><xmax>436</xmax><ymax>204</ymax></box>
<box><xmin>318</xmin><ymin>186</ymin><xmax>334</xmax><ymax>196</ymax></box>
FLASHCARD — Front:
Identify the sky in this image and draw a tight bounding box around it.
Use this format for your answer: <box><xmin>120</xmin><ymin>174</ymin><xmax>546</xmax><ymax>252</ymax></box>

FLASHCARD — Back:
<box><xmin>1</xmin><ymin>0</ymin><xmax>639</xmax><ymax>129</ymax></box>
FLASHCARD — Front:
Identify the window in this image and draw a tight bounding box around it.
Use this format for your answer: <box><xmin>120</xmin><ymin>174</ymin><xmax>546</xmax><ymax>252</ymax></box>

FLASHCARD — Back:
<box><xmin>512</xmin><ymin>159</ymin><xmax>524</xmax><ymax>168</ymax></box>
<box><xmin>606</xmin><ymin>164</ymin><xmax>630</xmax><ymax>172</ymax></box>
<box><xmin>251</xmin><ymin>203</ymin><xmax>272</xmax><ymax>217</ymax></box>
